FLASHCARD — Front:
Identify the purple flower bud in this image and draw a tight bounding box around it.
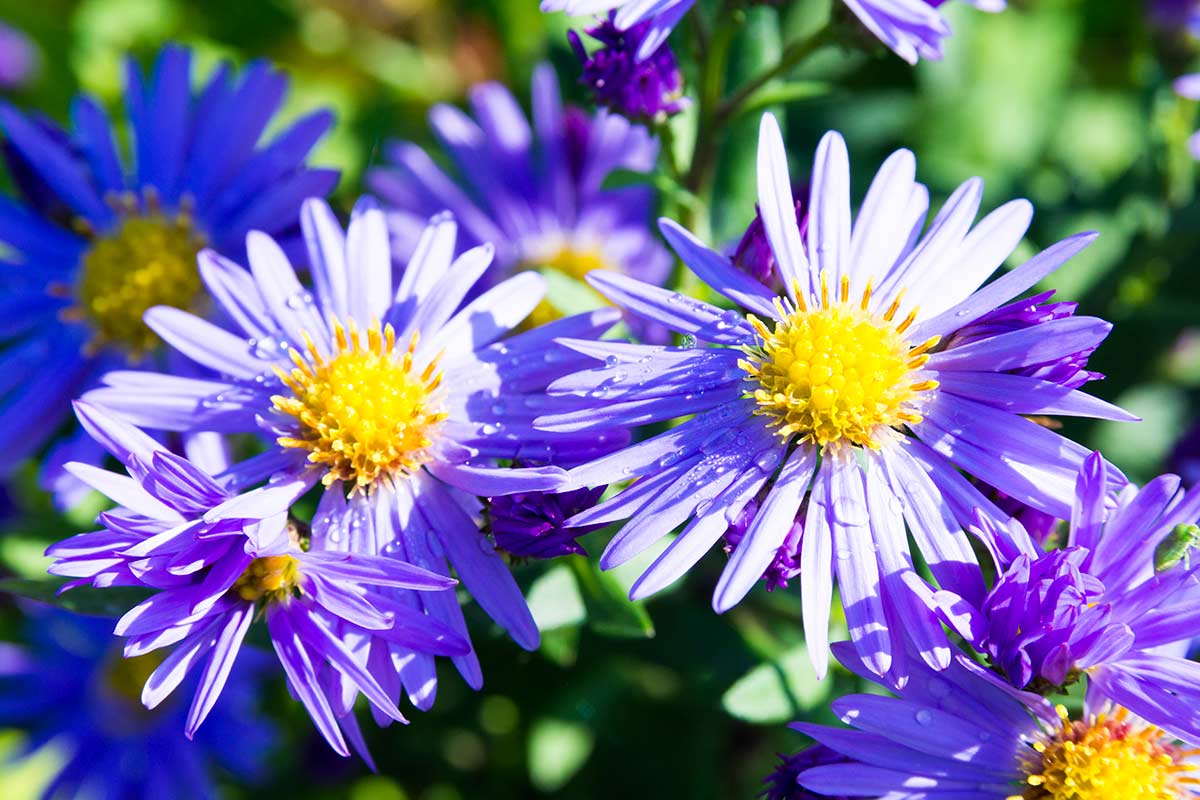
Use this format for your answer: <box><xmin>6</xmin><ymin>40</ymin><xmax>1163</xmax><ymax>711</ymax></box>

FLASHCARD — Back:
<box><xmin>969</xmin><ymin>477</ymin><xmax>1061</xmax><ymax>547</ymax></box>
<box><xmin>0</xmin><ymin>23</ymin><xmax>36</xmax><ymax>90</ymax></box>
<box><xmin>724</xmin><ymin>498</ymin><xmax>803</xmax><ymax>592</ymax></box>
<box><xmin>944</xmin><ymin>290</ymin><xmax>1103</xmax><ymax>388</ymax></box>
<box><xmin>568</xmin><ymin>13</ymin><xmax>687</xmax><ymax>121</ymax></box>
<box><xmin>731</xmin><ymin>198</ymin><xmax>809</xmax><ymax>293</ymax></box>
<box><xmin>487</xmin><ymin>485</ymin><xmax>607</xmax><ymax>559</ymax></box>
<box><xmin>761</xmin><ymin>745</ymin><xmax>853</xmax><ymax>800</ymax></box>
<box><xmin>980</xmin><ymin>547</ymin><xmax>1120</xmax><ymax>690</ymax></box>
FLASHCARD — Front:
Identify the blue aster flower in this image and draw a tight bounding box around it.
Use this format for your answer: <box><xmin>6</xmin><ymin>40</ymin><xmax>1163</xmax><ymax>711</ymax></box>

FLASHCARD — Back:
<box><xmin>366</xmin><ymin>64</ymin><xmax>671</xmax><ymax>333</ymax></box>
<box><xmin>568</xmin><ymin>13</ymin><xmax>688</xmax><ymax>121</ymax></box>
<box><xmin>910</xmin><ymin>452</ymin><xmax>1200</xmax><ymax>746</ymax></box>
<box><xmin>82</xmin><ymin>196</ymin><xmax>625</xmax><ymax>700</ymax></box>
<box><xmin>541</xmin><ymin>0</ymin><xmax>1005</xmax><ymax>64</ymax></box>
<box><xmin>0</xmin><ymin>607</ymin><xmax>276</xmax><ymax>799</ymax></box>
<box><xmin>793</xmin><ymin>642</ymin><xmax>1200</xmax><ymax>798</ymax></box>
<box><xmin>47</xmin><ymin>403</ymin><xmax>470</xmax><ymax>761</ymax></box>
<box><xmin>536</xmin><ymin>114</ymin><xmax>1135</xmax><ymax>680</ymax></box>
<box><xmin>0</xmin><ymin>44</ymin><xmax>336</xmax><ymax>504</ymax></box>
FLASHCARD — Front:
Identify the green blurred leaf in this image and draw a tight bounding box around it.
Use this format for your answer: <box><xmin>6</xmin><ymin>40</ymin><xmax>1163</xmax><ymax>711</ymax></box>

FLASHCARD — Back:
<box><xmin>527</xmin><ymin>718</ymin><xmax>594</xmax><ymax>792</ymax></box>
<box><xmin>721</xmin><ymin>643</ymin><xmax>831</xmax><ymax>723</ymax></box>
<box><xmin>526</xmin><ymin>563</ymin><xmax>586</xmax><ymax>632</ymax></box>
<box><xmin>0</xmin><ymin>578</ymin><xmax>150</xmax><ymax>618</ymax></box>
<box><xmin>734</xmin><ymin>81</ymin><xmax>831</xmax><ymax>120</ymax></box>
<box><xmin>535</xmin><ymin>268</ymin><xmax>605</xmax><ymax>320</ymax></box>
<box><xmin>567</xmin><ymin>557</ymin><xmax>654</xmax><ymax>639</ymax></box>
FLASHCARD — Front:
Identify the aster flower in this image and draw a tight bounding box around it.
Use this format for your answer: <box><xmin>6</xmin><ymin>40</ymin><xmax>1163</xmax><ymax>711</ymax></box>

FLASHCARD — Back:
<box><xmin>485</xmin><ymin>483</ymin><xmax>606</xmax><ymax>559</ymax></box>
<box><xmin>0</xmin><ymin>608</ymin><xmax>276</xmax><ymax>799</ymax></box>
<box><xmin>366</xmin><ymin>64</ymin><xmax>671</xmax><ymax>333</ymax></box>
<box><xmin>912</xmin><ymin>452</ymin><xmax>1200</xmax><ymax>745</ymax></box>
<box><xmin>568</xmin><ymin>13</ymin><xmax>688</xmax><ymax>121</ymax></box>
<box><xmin>83</xmin><ymin>196</ymin><xmax>625</xmax><ymax>697</ymax></box>
<box><xmin>536</xmin><ymin>114</ymin><xmax>1134</xmax><ymax>679</ymax></box>
<box><xmin>794</xmin><ymin>642</ymin><xmax>1200</xmax><ymax>799</ymax></box>
<box><xmin>47</xmin><ymin>403</ymin><xmax>470</xmax><ymax>759</ymax></box>
<box><xmin>540</xmin><ymin>0</ymin><xmax>1006</xmax><ymax>65</ymax></box>
<box><xmin>0</xmin><ymin>44</ymin><xmax>336</xmax><ymax>503</ymax></box>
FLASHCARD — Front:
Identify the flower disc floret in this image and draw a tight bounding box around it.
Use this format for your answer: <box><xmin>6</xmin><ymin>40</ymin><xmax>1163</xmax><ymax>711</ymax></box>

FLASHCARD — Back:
<box><xmin>76</xmin><ymin>197</ymin><xmax>205</xmax><ymax>355</ymax></box>
<box><xmin>231</xmin><ymin>555</ymin><xmax>301</xmax><ymax>603</ymax></box>
<box><xmin>740</xmin><ymin>273</ymin><xmax>938</xmax><ymax>449</ymax></box>
<box><xmin>272</xmin><ymin>318</ymin><xmax>446</xmax><ymax>492</ymax></box>
<box><xmin>1016</xmin><ymin>706</ymin><xmax>1200</xmax><ymax>800</ymax></box>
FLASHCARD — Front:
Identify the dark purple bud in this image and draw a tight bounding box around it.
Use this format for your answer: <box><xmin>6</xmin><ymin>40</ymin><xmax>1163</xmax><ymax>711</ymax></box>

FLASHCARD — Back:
<box><xmin>568</xmin><ymin>13</ymin><xmax>688</xmax><ymax>122</ymax></box>
<box><xmin>762</xmin><ymin>745</ymin><xmax>853</xmax><ymax>800</ymax></box>
<box><xmin>486</xmin><ymin>485</ymin><xmax>607</xmax><ymax>559</ymax></box>
<box><xmin>731</xmin><ymin>198</ymin><xmax>809</xmax><ymax>294</ymax></box>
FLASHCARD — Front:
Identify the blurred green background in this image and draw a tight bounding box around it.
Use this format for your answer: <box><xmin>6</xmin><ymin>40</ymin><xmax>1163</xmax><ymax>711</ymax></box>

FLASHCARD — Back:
<box><xmin>0</xmin><ymin>0</ymin><xmax>1198</xmax><ymax>797</ymax></box>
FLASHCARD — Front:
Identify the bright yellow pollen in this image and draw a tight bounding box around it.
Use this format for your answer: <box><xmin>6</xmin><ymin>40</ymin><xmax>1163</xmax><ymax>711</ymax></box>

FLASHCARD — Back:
<box><xmin>231</xmin><ymin>555</ymin><xmax>301</xmax><ymax>603</ymax></box>
<box><xmin>739</xmin><ymin>272</ymin><xmax>938</xmax><ymax>450</ymax></box>
<box><xmin>272</xmin><ymin>318</ymin><xmax>446</xmax><ymax>493</ymax></box>
<box><xmin>75</xmin><ymin>195</ymin><xmax>205</xmax><ymax>357</ymax></box>
<box><xmin>523</xmin><ymin>246</ymin><xmax>611</xmax><ymax>327</ymax></box>
<box><xmin>1012</xmin><ymin>705</ymin><xmax>1200</xmax><ymax>800</ymax></box>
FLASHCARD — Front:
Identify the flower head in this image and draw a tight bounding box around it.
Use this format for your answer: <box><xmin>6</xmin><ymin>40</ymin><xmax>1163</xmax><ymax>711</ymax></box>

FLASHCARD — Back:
<box><xmin>914</xmin><ymin>453</ymin><xmax>1200</xmax><ymax>745</ymax></box>
<box><xmin>367</xmin><ymin>64</ymin><xmax>671</xmax><ymax>333</ymax></box>
<box><xmin>486</xmin><ymin>484</ymin><xmax>606</xmax><ymax>559</ymax></box>
<box><xmin>83</xmin><ymin>197</ymin><xmax>626</xmax><ymax>699</ymax></box>
<box><xmin>0</xmin><ymin>608</ymin><xmax>275</xmax><ymax>799</ymax></box>
<box><xmin>794</xmin><ymin>642</ymin><xmax>1200</xmax><ymax>799</ymax></box>
<box><xmin>0</xmin><ymin>44</ymin><xmax>336</xmax><ymax>504</ymax></box>
<box><xmin>536</xmin><ymin>114</ymin><xmax>1134</xmax><ymax>680</ymax></box>
<box><xmin>47</xmin><ymin>403</ymin><xmax>470</xmax><ymax>760</ymax></box>
<box><xmin>569</xmin><ymin>14</ymin><xmax>688</xmax><ymax>121</ymax></box>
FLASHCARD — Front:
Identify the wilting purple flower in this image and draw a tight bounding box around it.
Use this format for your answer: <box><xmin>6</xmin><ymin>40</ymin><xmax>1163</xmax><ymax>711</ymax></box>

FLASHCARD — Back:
<box><xmin>913</xmin><ymin>452</ymin><xmax>1200</xmax><ymax>745</ymax></box>
<box><xmin>0</xmin><ymin>608</ymin><xmax>275</xmax><ymax>800</ymax></box>
<box><xmin>535</xmin><ymin>114</ymin><xmax>1134</xmax><ymax>680</ymax></box>
<box><xmin>541</xmin><ymin>0</ymin><xmax>1006</xmax><ymax>64</ymax></box>
<box><xmin>47</xmin><ymin>403</ymin><xmax>469</xmax><ymax>760</ymax></box>
<box><xmin>367</xmin><ymin>65</ymin><xmax>671</xmax><ymax>333</ymax></box>
<box><xmin>1176</xmin><ymin>74</ymin><xmax>1200</xmax><ymax>159</ymax></box>
<box><xmin>0</xmin><ymin>44</ymin><xmax>335</xmax><ymax>506</ymax></box>
<box><xmin>569</xmin><ymin>14</ymin><xmax>687</xmax><ymax>121</ymax></box>
<box><xmin>83</xmin><ymin>197</ymin><xmax>626</xmax><ymax>701</ymax></box>
<box><xmin>760</xmin><ymin>745</ymin><xmax>851</xmax><ymax>800</ymax></box>
<box><xmin>487</xmin><ymin>485</ymin><xmax>606</xmax><ymax>558</ymax></box>
<box><xmin>794</xmin><ymin>642</ymin><xmax>1199</xmax><ymax>798</ymax></box>
<box><xmin>0</xmin><ymin>23</ymin><xmax>35</xmax><ymax>89</ymax></box>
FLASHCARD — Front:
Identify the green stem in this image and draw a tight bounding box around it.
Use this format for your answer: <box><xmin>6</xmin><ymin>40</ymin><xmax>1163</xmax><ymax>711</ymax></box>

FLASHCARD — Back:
<box><xmin>715</xmin><ymin>26</ymin><xmax>834</xmax><ymax>126</ymax></box>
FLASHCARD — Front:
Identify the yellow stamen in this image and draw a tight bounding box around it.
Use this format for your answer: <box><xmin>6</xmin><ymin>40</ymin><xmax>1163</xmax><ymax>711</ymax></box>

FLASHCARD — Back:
<box><xmin>231</xmin><ymin>555</ymin><xmax>301</xmax><ymax>603</ymax></box>
<box><xmin>740</xmin><ymin>271</ymin><xmax>937</xmax><ymax>450</ymax></box>
<box><xmin>1011</xmin><ymin>705</ymin><xmax>1200</xmax><ymax>800</ymax></box>
<box><xmin>75</xmin><ymin>193</ymin><xmax>206</xmax><ymax>357</ymax></box>
<box><xmin>271</xmin><ymin>317</ymin><xmax>446</xmax><ymax>492</ymax></box>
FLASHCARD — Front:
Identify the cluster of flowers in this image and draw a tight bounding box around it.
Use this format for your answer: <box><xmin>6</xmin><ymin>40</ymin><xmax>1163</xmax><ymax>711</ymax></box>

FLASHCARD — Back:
<box><xmin>0</xmin><ymin>1</ymin><xmax>1199</xmax><ymax>797</ymax></box>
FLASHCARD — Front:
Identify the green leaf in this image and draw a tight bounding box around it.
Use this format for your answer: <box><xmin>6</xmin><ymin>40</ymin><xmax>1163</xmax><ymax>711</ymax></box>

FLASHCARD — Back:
<box><xmin>525</xmin><ymin>564</ymin><xmax>587</xmax><ymax>632</ymax></box>
<box><xmin>534</xmin><ymin>268</ymin><xmax>605</xmax><ymax>320</ymax></box>
<box><xmin>527</xmin><ymin>718</ymin><xmax>594</xmax><ymax>792</ymax></box>
<box><xmin>721</xmin><ymin>643</ymin><xmax>832</xmax><ymax>723</ymax></box>
<box><xmin>567</xmin><ymin>557</ymin><xmax>654</xmax><ymax>639</ymax></box>
<box><xmin>736</xmin><ymin>81</ymin><xmax>832</xmax><ymax>119</ymax></box>
<box><xmin>600</xmin><ymin>168</ymin><xmax>705</xmax><ymax>217</ymax></box>
<box><xmin>0</xmin><ymin>577</ymin><xmax>150</xmax><ymax>618</ymax></box>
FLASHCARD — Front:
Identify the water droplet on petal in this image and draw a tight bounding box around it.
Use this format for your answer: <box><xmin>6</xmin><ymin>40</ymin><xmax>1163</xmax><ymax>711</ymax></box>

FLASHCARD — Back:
<box><xmin>915</xmin><ymin>709</ymin><xmax>934</xmax><ymax>726</ymax></box>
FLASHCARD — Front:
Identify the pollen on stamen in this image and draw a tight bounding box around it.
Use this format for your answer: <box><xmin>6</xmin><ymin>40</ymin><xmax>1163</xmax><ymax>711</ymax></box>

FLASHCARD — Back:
<box><xmin>74</xmin><ymin>190</ymin><xmax>206</xmax><ymax>357</ymax></box>
<box><xmin>739</xmin><ymin>271</ymin><xmax>939</xmax><ymax>450</ymax></box>
<box><xmin>1012</xmin><ymin>705</ymin><xmax>1200</xmax><ymax>800</ymax></box>
<box><xmin>271</xmin><ymin>317</ymin><xmax>447</xmax><ymax>493</ymax></box>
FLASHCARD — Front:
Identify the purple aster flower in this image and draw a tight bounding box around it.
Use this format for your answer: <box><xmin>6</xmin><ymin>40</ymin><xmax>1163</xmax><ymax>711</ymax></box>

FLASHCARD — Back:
<box><xmin>367</xmin><ymin>64</ymin><xmax>671</xmax><ymax>334</ymax></box>
<box><xmin>541</xmin><ymin>0</ymin><xmax>1005</xmax><ymax>64</ymax></box>
<box><xmin>723</xmin><ymin>498</ymin><xmax>803</xmax><ymax>591</ymax></box>
<box><xmin>1176</xmin><ymin>73</ymin><xmax>1200</xmax><ymax>159</ymax></box>
<box><xmin>486</xmin><ymin>484</ymin><xmax>606</xmax><ymax>558</ymax></box>
<box><xmin>0</xmin><ymin>22</ymin><xmax>36</xmax><ymax>89</ymax></box>
<box><xmin>568</xmin><ymin>13</ymin><xmax>688</xmax><ymax>121</ymax></box>
<box><xmin>0</xmin><ymin>608</ymin><xmax>276</xmax><ymax>799</ymax></box>
<box><xmin>911</xmin><ymin>452</ymin><xmax>1200</xmax><ymax>745</ymax></box>
<box><xmin>47</xmin><ymin>403</ymin><xmax>470</xmax><ymax>760</ymax></box>
<box><xmin>760</xmin><ymin>745</ymin><xmax>851</xmax><ymax>800</ymax></box>
<box><xmin>536</xmin><ymin>114</ymin><xmax>1135</xmax><ymax>680</ymax></box>
<box><xmin>0</xmin><ymin>44</ymin><xmax>336</xmax><ymax>505</ymax></box>
<box><xmin>82</xmin><ymin>196</ymin><xmax>626</xmax><ymax>699</ymax></box>
<box><xmin>794</xmin><ymin>641</ymin><xmax>1200</xmax><ymax>798</ymax></box>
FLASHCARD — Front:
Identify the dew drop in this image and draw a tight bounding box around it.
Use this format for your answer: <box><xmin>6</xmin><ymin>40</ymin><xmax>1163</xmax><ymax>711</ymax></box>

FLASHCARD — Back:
<box><xmin>915</xmin><ymin>709</ymin><xmax>934</xmax><ymax>726</ymax></box>
<box><xmin>604</xmin><ymin>355</ymin><xmax>620</xmax><ymax>368</ymax></box>
<box><xmin>694</xmin><ymin>498</ymin><xmax>714</xmax><ymax>516</ymax></box>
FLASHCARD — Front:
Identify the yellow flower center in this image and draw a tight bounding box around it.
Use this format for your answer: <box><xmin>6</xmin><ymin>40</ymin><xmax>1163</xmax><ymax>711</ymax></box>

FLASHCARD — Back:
<box><xmin>232</xmin><ymin>555</ymin><xmax>301</xmax><ymax>603</ymax></box>
<box><xmin>272</xmin><ymin>318</ymin><xmax>447</xmax><ymax>493</ymax></box>
<box><xmin>739</xmin><ymin>273</ymin><xmax>939</xmax><ymax>450</ymax></box>
<box><xmin>75</xmin><ymin>196</ymin><xmax>205</xmax><ymax>357</ymax></box>
<box><xmin>523</xmin><ymin>245</ymin><xmax>610</xmax><ymax>327</ymax></box>
<box><xmin>104</xmin><ymin>649</ymin><xmax>167</xmax><ymax>706</ymax></box>
<box><xmin>1013</xmin><ymin>706</ymin><xmax>1200</xmax><ymax>800</ymax></box>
